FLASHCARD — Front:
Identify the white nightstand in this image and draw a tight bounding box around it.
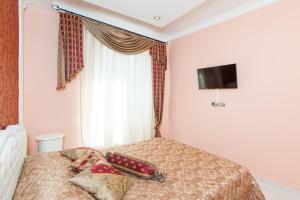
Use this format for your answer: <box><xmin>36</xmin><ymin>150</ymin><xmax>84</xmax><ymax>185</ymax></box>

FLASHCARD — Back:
<box><xmin>36</xmin><ymin>133</ymin><xmax>64</xmax><ymax>153</ymax></box>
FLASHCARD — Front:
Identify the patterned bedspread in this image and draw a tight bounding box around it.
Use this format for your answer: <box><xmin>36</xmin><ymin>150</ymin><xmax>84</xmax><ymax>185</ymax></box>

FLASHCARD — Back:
<box><xmin>14</xmin><ymin>138</ymin><xmax>264</xmax><ymax>200</ymax></box>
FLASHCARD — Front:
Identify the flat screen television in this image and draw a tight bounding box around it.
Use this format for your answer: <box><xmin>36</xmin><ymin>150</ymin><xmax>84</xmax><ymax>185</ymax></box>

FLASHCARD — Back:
<box><xmin>197</xmin><ymin>64</ymin><xmax>237</xmax><ymax>89</ymax></box>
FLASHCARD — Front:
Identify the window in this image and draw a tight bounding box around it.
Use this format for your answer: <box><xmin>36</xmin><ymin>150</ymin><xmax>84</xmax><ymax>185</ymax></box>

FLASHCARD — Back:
<box><xmin>81</xmin><ymin>27</ymin><xmax>153</xmax><ymax>147</ymax></box>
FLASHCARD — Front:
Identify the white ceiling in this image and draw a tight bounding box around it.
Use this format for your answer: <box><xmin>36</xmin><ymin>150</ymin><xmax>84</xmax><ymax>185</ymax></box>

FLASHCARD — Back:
<box><xmin>28</xmin><ymin>0</ymin><xmax>279</xmax><ymax>41</ymax></box>
<box><xmin>25</xmin><ymin>0</ymin><xmax>53</xmax><ymax>9</ymax></box>
<box><xmin>82</xmin><ymin>0</ymin><xmax>207</xmax><ymax>28</ymax></box>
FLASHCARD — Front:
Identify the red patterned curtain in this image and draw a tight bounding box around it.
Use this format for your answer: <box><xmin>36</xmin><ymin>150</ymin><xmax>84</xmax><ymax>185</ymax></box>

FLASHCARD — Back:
<box><xmin>57</xmin><ymin>13</ymin><xmax>84</xmax><ymax>90</ymax></box>
<box><xmin>150</xmin><ymin>43</ymin><xmax>167</xmax><ymax>137</ymax></box>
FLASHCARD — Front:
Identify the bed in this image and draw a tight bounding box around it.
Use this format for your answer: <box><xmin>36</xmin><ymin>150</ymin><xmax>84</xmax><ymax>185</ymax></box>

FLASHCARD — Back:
<box><xmin>1</xmin><ymin>125</ymin><xmax>265</xmax><ymax>200</ymax></box>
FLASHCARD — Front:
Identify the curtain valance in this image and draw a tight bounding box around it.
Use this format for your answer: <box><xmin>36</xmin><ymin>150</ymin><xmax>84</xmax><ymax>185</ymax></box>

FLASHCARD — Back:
<box><xmin>82</xmin><ymin>19</ymin><xmax>155</xmax><ymax>55</ymax></box>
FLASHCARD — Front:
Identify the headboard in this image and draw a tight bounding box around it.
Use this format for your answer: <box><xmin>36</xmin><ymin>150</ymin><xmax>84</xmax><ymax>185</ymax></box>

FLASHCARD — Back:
<box><xmin>0</xmin><ymin>124</ymin><xmax>27</xmax><ymax>200</ymax></box>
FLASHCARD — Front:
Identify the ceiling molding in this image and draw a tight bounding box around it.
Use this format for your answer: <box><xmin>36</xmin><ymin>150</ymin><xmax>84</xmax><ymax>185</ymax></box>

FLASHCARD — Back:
<box><xmin>82</xmin><ymin>0</ymin><xmax>207</xmax><ymax>28</ymax></box>
<box><xmin>163</xmin><ymin>0</ymin><xmax>279</xmax><ymax>41</ymax></box>
<box><xmin>30</xmin><ymin>0</ymin><xmax>279</xmax><ymax>42</ymax></box>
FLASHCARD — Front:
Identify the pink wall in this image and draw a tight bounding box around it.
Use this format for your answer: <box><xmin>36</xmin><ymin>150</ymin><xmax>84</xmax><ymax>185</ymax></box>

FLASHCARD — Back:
<box><xmin>24</xmin><ymin>6</ymin><xmax>82</xmax><ymax>154</ymax></box>
<box><xmin>168</xmin><ymin>0</ymin><xmax>300</xmax><ymax>191</ymax></box>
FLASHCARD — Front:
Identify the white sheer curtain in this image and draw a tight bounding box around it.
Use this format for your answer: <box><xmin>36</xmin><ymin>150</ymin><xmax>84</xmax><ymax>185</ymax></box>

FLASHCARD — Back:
<box><xmin>81</xmin><ymin>27</ymin><xmax>154</xmax><ymax>148</ymax></box>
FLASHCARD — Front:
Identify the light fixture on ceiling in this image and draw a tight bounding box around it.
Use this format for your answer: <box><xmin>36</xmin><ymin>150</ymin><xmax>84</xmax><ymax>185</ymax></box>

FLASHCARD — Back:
<box><xmin>153</xmin><ymin>16</ymin><xmax>161</xmax><ymax>20</ymax></box>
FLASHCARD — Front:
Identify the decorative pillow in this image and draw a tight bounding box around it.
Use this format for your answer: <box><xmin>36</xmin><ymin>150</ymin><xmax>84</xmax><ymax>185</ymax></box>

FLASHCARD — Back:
<box><xmin>61</xmin><ymin>147</ymin><xmax>96</xmax><ymax>161</ymax></box>
<box><xmin>70</xmin><ymin>160</ymin><xmax>131</xmax><ymax>200</ymax></box>
<box><xmin>0</xmin><ymin>130</ymin><xmax>9</xmax><ymax>153</ymax></box>
<box><xmin>70</xmin><ymin>150</ymin><xmax>104</xmax><ymax>173</ymax></box>
<box><xmin>106</xmin><ymin>152</ymin><xmax>167</xmax><ymax>182</ymax></box>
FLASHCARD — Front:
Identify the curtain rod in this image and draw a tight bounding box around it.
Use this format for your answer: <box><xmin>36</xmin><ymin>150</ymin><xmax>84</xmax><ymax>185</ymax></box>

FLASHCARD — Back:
<box><xmin>52</xmin><ymin>4</ymin><xmax>167</xmax><ymax>44</ymax></box>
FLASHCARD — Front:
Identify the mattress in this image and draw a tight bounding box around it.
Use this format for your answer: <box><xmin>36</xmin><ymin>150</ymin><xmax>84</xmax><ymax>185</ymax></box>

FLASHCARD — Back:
<box><xmin>14</xmin><ymin>138</ymin><xmax>264</xmax><ymax>200</ymax></box>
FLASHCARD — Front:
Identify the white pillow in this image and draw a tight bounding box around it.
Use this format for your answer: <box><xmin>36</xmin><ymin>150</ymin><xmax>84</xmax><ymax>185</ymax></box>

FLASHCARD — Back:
<box><xmin>6</xmin><ymin>124</ymin><xmax>20</xmax><ymax>136</ymax></box>
<box><xmin>0</xmin><ymin>130</ymin><xmax>9</xmax><ymax>153</ymax></box>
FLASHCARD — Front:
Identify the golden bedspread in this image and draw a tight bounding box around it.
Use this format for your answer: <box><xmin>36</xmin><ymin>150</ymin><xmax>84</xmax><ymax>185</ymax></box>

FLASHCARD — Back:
<box><xmin>14</xmin><ymin>138</ymin><xmax>264</xmax><ymax>200</ymax></box>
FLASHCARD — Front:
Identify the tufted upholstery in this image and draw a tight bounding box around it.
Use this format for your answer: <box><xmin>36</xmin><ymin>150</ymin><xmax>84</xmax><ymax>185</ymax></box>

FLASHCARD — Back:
<box><xmin>0</xmin><ymin>125</ymin><xmax>27</xmax><ymax>200</ymax></box>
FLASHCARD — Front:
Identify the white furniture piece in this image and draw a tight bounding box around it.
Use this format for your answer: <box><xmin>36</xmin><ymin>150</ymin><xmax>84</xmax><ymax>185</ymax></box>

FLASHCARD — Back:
<box><xmin>36</xmin><ymin>133</ymin><xmax>64</xmax><ymax>153</ymax></box>
<box><xmin>0</xmin><ymin>124</ymin><xmax>27</xmax><ymax>200</ymax></box>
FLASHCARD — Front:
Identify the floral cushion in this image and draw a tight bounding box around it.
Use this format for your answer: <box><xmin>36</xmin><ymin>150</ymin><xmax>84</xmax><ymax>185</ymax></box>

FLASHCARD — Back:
<box><xmin>70</xmin><ymin>160</ymin><xmax>131</xmax><ymax>200</ymax></box>
<box><xmin>60</xmin><ymin>147</ymin><xmax>96</xmax><ymax>161</ymax></box>
<box><xmin>69</xmin><ymin>150</ymin><xmax>104</xmax><ymax>173</ymax></box>
<box><xmin>106</xmin><ymin>152</ymin><xmax>167</xmax><ymax>182</ymax></box>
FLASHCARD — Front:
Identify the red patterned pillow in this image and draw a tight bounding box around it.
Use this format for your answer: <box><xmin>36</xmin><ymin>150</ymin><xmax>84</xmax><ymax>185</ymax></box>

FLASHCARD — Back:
<box><xmin>70</xmin><ymin>150</ymin><xmax>104</xmax><ymax>173</ymax></box>
<box><xmin>70</xmin><ymin>160</ymin><xmax>131</xmax><ymax>200</ymax></box>
<box><xmin>61</xmin><ymin>147</ymin><xmax>96</xmax><ymax>161</ymax></box>
<box><xmin>106</xmin><ymin>152</ymin><xmax>167</xmax><ymax>182</ymax></box>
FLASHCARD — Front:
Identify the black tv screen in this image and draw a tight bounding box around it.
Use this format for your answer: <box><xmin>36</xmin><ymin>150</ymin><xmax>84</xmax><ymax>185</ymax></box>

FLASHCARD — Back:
<box><xmin>197</xmin><ymin>64</ymin><xmax>237</xmax><ymax>89</ymax></box>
